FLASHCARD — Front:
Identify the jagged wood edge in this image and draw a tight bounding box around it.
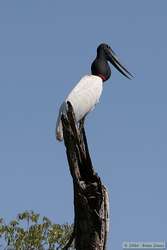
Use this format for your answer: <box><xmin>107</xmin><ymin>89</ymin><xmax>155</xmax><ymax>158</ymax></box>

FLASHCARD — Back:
<box><xmin>61</xmin><ymin>102</ymin><xmax>110</xmax><ymax>250</ymax></box>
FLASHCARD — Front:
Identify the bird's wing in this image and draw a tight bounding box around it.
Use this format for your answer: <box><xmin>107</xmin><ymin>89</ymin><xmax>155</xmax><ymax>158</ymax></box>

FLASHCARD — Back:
<box><xmin>56</xmin><ymin>75</ymin><xmax>103</xmax><ymax>142</ymax></box>
<box><xmin>66</xmin><ymin>75</ymin><xmax>103</xmax><ymax>121</ymax></box>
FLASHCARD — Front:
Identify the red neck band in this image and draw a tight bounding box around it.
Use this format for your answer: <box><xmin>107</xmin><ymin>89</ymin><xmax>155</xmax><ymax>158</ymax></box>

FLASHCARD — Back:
<box><xmin>97</xmin><ymin>74</ymin><xmax>106</xmax><ymax>81</ymax></box>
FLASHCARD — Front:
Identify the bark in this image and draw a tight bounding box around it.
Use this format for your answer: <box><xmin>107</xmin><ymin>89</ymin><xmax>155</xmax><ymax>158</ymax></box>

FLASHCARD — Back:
<box><xmin>61</xmin><ymin>102</ymin><xmax>110</xmax><ymax>250</ymax></box>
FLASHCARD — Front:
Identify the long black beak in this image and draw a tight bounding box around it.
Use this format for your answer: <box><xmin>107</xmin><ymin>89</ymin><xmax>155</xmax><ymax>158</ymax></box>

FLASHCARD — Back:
<box><xmin>107</xmin><ymin>48</ymin><xmax>134</xmax><ymax>79</ymax></box>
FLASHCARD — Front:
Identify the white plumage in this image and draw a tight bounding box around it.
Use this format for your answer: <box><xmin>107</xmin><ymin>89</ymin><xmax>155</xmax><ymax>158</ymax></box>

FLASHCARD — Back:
<box><xmin>56</xmin><ymin>75</ymin><xmax>103</xmax><ymax>141</ymax></box>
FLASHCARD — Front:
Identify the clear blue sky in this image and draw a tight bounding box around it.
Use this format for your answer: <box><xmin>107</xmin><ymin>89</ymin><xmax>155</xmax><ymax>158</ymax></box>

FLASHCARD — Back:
<box><xmin>0</xmin><ymin>1</ymin><xmax>167</xmax><ymax>249</ymax></box>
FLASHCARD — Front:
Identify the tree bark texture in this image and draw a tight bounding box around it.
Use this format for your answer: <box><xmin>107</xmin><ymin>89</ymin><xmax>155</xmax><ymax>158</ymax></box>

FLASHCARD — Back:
<box><xmin>61</xmin><ymin>102</ymin><xmax>110</xmax><ymax>250</ymax></box>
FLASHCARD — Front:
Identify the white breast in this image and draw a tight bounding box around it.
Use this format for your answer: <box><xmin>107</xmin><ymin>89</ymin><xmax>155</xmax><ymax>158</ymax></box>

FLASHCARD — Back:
<box><xmin>56</xmin><ymin>75</ymin><xmax>103</xmax><ymax>141</ymax></box>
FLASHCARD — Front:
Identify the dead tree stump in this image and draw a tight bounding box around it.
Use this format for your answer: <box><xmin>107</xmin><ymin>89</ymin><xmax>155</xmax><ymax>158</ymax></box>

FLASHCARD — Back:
<box><xmin>61</xmin><ymin>102</ymin><xmax>109</xmax><ymax>250</ymax></box>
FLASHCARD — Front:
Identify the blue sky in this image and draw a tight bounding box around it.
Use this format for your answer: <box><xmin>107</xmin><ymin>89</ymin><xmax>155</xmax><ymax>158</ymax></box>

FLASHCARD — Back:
<box><xmin>0</xmin><ymin>1</ymin><xmax>167</xmax><ymax>249</ymax></box>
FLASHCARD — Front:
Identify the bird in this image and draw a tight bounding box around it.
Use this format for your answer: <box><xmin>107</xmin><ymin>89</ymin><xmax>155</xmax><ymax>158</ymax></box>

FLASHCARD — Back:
<box><xmin>56</xmin><ymin>43</ymin><xmax>133</xmax><ymax>141</ymax></box>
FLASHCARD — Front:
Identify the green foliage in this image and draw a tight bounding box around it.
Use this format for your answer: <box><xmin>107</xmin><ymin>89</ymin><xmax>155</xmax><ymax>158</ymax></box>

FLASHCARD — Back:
<box><xmin>0</xmin><ymin>211</ymin><xmax>73</xmax><ymax>250</ymax></box>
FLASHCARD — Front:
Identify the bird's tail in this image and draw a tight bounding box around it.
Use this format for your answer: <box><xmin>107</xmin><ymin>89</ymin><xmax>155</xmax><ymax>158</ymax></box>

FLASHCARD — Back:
<box><xmin>55</xmin><ymin>102</ymin><xmax>67</xmax><ymax>142</ymax></box>
<box><xmin>56</xmin><ymin>121</ymin><xmax>63</xmax><ymax>141</ymax></box>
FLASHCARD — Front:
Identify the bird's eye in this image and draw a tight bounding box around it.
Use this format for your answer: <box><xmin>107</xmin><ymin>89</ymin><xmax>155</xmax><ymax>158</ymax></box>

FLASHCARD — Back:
<box><xmin>106</xmin><ymin>45</ymin><xmax>111</xmax><ymax>50</ymax></box>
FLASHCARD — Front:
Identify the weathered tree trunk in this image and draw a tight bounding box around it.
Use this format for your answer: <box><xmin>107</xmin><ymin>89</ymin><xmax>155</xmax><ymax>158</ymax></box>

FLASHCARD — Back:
<box><xmin>61</xmin><ymin>102</ymin><xmax>110</xmax><ymax>250</ymax></box>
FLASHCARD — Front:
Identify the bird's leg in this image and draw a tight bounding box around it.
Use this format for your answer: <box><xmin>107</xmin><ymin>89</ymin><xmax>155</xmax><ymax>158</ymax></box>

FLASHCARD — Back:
<box><xmin>78</xmin><ymin>117</ymin><xmax>86</xmax><ymax>152</ymax></box>
<box><xmin>79</xmin><ymin>116</ymin><xmax>93</xmax><ymax>171</ymax></box>
<box><xmin>79</xmin><ymin>116</ymin><xmax>85</xmax><ymax>131</ymax></box>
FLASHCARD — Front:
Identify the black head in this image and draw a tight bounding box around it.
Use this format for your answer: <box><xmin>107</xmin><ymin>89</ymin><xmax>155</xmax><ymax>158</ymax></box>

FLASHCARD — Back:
<box><xmin>91</xmin><ymin>43</ymin><xmax>133</xmax><ymax>81</ymax></box>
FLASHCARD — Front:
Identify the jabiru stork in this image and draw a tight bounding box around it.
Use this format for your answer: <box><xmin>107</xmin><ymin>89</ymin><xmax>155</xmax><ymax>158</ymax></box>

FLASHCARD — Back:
<box><xmin>56</xmin><ymin>43</ymin><xmax>133</xmax><ymax>141</ymax></box>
